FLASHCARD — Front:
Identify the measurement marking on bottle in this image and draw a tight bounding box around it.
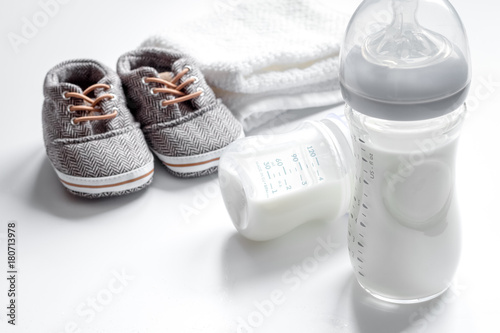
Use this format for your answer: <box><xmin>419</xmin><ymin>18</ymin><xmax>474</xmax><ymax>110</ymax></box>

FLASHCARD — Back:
<box><xmin>362</xmin><ymin>204</ymin><xmax>368</xmax><ymax>209</ymax></box>
<box><xmin>267</xmin><ymin>171</ymin><xmax>271</xmax><ymax>179</ymax></box>
<box><xmin>283</xmin><ymin>167</ymin><xmax>286</xmax><ymax>175</ymax></box>
<box><xmin>362</xmin><ymin>157</ymin><xmax>368</xmax><ymax>162</ymax></box>
<box><xmin>363</xmin><ymin>180</ymin><xmax>369</xmax><ymax>185</ymax></box>
<box><xmin>357</xmin><ymin>257</ymin><xmax>363</xmax><ymax>263</ymax></box>
<box><xmin>299</xmin><ymin>162</ymin><xmax>303</xmax><ymax>170</ymax></box>
<box><xmin>359</xmin><ymin>138</ymin><xmax>365</xmax><ymax>143</ymax></box>
<box><xmin>362</xmin><ymin>213</ymin><xmax>366</xmax><ymax>217</ymax></box>
<box><xmin>316</xmin><ymin>157</ymin><xmax>320</xmax><ymax>165</ymax></box>
<box><xmin>360</xmin><ymin>222</ymin><xmax>366</xmax><ymax>227</ymax></box>
<box><xmin>361</xmin><ymin>148</ymin><xmax>366</xmax><ymax>152</ymax></box>
<box><xmin>316</xmin><ymin>170</ymin><xmax>320</xmax><ymax>177</ymax></box>
<box><xmin>359</xmin><ymin>272</ymin><xmax>365</xmax><ymax>277</ymax></box>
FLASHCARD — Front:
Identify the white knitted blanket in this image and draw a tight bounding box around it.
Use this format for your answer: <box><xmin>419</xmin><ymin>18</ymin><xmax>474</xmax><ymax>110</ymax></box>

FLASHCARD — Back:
<box><xmin>142</xmin><ymin>0</ymin><xmax>349</xmax><ymax>131</ymax></box>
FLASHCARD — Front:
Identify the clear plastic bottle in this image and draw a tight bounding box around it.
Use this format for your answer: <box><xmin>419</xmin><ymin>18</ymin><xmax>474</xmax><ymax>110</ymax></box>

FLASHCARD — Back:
<box><xmin>340</xmin><ymin>0</ymin><xmax>471</xmax><ymax>303</ymax></box>
<box><xmin>218</xmin><ymin>116</ymin><xmax>354</xmax><ymax>241</ymax></box>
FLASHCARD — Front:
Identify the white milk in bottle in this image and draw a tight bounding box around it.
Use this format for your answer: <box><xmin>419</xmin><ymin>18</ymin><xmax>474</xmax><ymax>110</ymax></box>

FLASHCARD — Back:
<box><xmin>219</xmin><ymin>116</ymin><xmax>354</xmax><ymax>241</ymax></box>
<box><xmin>340</xmin><ymin>0</ymin><xmax>471</xmax><ymax>302</ymax></box>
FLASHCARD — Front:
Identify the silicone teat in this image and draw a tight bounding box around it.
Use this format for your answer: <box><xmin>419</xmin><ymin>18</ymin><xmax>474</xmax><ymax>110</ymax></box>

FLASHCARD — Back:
<box><xmin>363</xmin><ymin>0</ymin><xmax>451</xmax><ymax>67</ymax></box>
<box><xmin>340</xmin><ymin>0</ymin><xmax>471</xmax><ymax>120</ymax></box>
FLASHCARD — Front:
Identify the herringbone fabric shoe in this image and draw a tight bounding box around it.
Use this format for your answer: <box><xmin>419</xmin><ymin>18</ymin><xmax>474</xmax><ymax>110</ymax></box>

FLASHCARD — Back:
<box><xmin>117</xmin><ymin>47</ymin><xmax>244</xmax><ymax>178</ymax></box>
<box><xmin>42</xmin><ymin>60</ymin><xmax>155</xmax><ymax>198</ymax></box>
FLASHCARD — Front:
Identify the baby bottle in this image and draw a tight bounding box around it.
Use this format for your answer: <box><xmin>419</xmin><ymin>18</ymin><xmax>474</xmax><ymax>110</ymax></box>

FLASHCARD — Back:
<box><xmin>218</xmin><ymin>116</ymin><xmax>354</xmax><ymax>241</ymax></box>
<box><xmin>340</xmin><ymin>0</ymin><xmax>471</xmax><ymax>302</ymax></box>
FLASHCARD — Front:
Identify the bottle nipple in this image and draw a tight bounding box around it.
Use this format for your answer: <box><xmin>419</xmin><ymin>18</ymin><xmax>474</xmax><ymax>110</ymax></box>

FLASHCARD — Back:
<box><xmin>363</xmin><ymin>0</ymin><xmax>451</xmax><ymax>68</ymax></box>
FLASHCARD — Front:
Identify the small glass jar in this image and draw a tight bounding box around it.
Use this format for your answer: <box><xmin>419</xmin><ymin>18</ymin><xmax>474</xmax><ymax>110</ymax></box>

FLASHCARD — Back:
<box><xmin>218</xmin><ymin>115</ymin><xmax>354</xmax><ymax>241</ymax></box>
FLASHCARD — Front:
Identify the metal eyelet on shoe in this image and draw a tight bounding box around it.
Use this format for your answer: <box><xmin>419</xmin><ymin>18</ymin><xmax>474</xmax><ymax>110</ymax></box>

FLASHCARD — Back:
<box><xmin>185</xmin><ymin>65</ymin><xmax>192</xmax><ymax>72</ymax></box>
<box><xmin>62</xmin><ymin>91</ymin><xmax>70</xmax><ymax>100</ymax></box>
<box><xmin>66</xmin><ymin>105</ymin><xmax>74</xmax><ymax>113</ymax></box>
<box><xmin>189</xmin><ymin>76</ymin><xmax>199</xmax><ymax>83</ymax></box>
<box><xmin>160</xmin><ymin>100</ymin><xmax>168</xmax><ymax>108</ymax></box>
<box><xmin>150</xmin><ymin>88</ymin><xmax>159</xmax><ymax>96</ymax></box>
<box><xmin>141</xmin><ymin>77</ymin><xmax>148</xmax><ymax>85</ymax></box>
<box><xmin>70</xmin><ymin>118</ymin><xmax>78</xmax><ymax>126</ymax></box>
<box><xmin>109</xmin><ymin>93</ymin><xmax>117</xmax><ymax>100</ymax></box>
<box><xmin>197</xmin><ymin>88</ymin><xmax>205</xmax><ymax>96</ymax></box>
<box><xmin>108</xmin><ymin>84</ymin><xmax>114</xmax><ymax>90</ymax></box>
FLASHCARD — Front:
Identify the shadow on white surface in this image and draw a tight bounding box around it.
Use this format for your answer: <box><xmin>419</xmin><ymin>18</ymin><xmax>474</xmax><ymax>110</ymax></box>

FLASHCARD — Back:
<box><xmin>149</xmin><ymin>158</ymin><xmax>220</xmax><ymax>192</ymax></box>
<box><xmin>28</xmin><ymin>154</ymin><xmax>221</xmax><ymax>221</ymax></box>
<box><xmin>338</xmin><ymin>276</ymin><xmax>463</xmax><ymax>333</ymax></box>
<box><xmin>29</xmin><ymin>157</ymin><xmax>148</xmax><ymax>220</ymax></box>
<box><xmin>221</xmin><ymin>215</ymin><xmax>347</xmax><ymax>288</ymax></box>
<box><xmin>348</xmin><ymin>278</ymin><xmax>420</xmax><ymax>333</ymax></box>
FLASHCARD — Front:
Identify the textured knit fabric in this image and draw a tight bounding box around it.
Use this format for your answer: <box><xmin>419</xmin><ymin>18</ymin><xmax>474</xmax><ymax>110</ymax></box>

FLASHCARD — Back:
<box><xmin>42</xmin><ymin>59</ymin><xmax>154</xmax><ymax>197</ymax></box>
<box><xmin>117</xmin><ymin>48</ymin><xmax>244</xmax><ymax>177</ymax></box>
<box><xmin>141</xmin><ymin>0</ymin><xmax>348</xmax><ymax>131</ymax></box>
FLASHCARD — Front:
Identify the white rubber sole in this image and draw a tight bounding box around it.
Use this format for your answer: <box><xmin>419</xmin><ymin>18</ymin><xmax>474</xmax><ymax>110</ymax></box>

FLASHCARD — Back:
<box><xmin>153</xmin><ymin>147</ymin><xmax>223</xmax><ymax>175</ymax></box>
<box><xmin>53</xmin><ymin>160</ymin><xmax>155</xmax><ymax>195</ymax></box>
<box><xmin>152</xmin><ymin>130</ymin><xmax>245</xmax><ymax>175</ymax></box>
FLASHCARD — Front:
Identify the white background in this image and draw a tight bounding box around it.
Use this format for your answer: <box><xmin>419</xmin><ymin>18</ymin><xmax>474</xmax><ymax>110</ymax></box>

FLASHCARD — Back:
<box><xmin>1</xmin><ymin>0</ymin><xmax>499</xmax><ymax>332</ymax></box>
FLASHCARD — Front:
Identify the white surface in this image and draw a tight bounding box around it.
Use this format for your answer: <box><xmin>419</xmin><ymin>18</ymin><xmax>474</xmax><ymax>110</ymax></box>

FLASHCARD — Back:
<box><xmin>0</xmin><ymin>0</ymin><xmax>499</xmax><ymax>332</ymax></box>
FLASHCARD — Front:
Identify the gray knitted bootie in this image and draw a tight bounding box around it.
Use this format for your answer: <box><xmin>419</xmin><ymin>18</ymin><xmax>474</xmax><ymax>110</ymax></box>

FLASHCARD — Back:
<box><xmin>117</xmin><ymin>47</ymin><xmax>244</xmax><ymax>178</ymax></box>
<box><xmin>42</xmin><ymin>60</ymin><xmax>154</xmax><ymax>198</ymax></box>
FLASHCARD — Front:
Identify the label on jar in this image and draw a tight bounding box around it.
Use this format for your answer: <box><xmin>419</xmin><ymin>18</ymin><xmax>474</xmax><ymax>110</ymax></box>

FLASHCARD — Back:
<box><xmin>252</xmin><ymin>144</ymin><xmax>328</xmax><ymax>199</ymax></box>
